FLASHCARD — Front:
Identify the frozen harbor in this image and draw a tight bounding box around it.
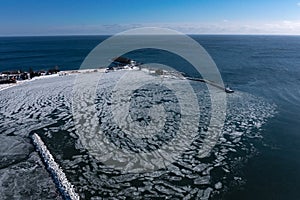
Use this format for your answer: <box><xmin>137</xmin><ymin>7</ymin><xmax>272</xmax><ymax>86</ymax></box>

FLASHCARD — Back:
<box><xmin>0</xmin><ymin>70</ymin><xmax>276</xmax><ymax>199</ymax></box>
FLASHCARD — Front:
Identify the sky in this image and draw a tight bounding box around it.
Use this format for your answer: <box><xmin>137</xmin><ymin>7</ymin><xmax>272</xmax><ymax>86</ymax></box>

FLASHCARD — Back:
<box><xmin>0</xmin><ymin>0</ymin><xmax>300</xmax><ymax>36</ymax></box>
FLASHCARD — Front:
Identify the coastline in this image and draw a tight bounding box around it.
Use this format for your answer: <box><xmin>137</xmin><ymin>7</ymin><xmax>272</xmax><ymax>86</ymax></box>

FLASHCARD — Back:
<box><xmin>0</xmin><ymin>68</ymin><xmax>107</xmax><ymax>92</ymax></box>
<box><xmin>0</xmin><ymin>67</ymin><xmax>232</xmax><ymax>93</ymax></box>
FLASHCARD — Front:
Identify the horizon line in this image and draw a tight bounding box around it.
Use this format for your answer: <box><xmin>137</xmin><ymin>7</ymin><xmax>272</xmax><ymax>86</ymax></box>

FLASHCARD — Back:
<box><xmin>1</xmin><ymin>33</ymin><xmax>300</xmax><ymax>37</ymax></box>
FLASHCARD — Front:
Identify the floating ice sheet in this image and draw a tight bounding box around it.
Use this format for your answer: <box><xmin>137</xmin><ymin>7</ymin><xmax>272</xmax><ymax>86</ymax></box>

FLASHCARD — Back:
<box><xmin>0</xmin><ymin>70</ymin><xmax>276</xmax><ymax>199</ymax></box>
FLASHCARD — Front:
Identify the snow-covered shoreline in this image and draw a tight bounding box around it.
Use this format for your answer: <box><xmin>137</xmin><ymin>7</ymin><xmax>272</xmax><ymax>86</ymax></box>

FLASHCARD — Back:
<box><xmin>0</xmin><ymin>74</ymin><xmax>59</xmax><ymax>92</ymax></box>
<box><xmin>0</xmin><ymin>68</ymin><xmax>107</xmax><ymax>92</ymax></box>
<box><xmin>0</xmin><ymin>67</ymin><xmax>185</xmax><ymax>92</ymax></box>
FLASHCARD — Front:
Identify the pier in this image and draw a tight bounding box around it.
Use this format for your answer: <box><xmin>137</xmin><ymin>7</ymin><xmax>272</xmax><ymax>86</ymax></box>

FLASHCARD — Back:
<box><xmin>186</xmin><ymin>77</ymin><xmax>234</xmax><ymax>93</ymax></box>
<box><xmin>31</xmin><ymin>133</ymin><xmax>80</xmax><ymax>200</ymax></box>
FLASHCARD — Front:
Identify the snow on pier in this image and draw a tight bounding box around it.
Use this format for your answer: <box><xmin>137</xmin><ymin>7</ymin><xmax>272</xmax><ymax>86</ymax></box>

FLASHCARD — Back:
<box><xmin>31</xmin><ymin>133</ymin><xmax>80</xmax><ymax>200</ymax></box>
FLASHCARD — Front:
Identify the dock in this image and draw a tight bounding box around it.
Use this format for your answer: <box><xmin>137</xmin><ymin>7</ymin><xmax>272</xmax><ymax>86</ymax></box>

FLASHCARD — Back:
<box><xmin>31</xmin><ymin>133</ymin><xmax>80</xmax><ymax>200</ymax></box>
<box><xmin>186</xmin><ymin>77</ymin><xmax>234</xmax><ymax>93</ymax></box>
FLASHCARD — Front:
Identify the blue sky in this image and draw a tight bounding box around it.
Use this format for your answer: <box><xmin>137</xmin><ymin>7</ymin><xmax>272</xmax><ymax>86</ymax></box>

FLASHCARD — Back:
<box><xmin>1</xmin><ymin>0</ymin><xmax>300</xmax><ymax>35</ymax></box>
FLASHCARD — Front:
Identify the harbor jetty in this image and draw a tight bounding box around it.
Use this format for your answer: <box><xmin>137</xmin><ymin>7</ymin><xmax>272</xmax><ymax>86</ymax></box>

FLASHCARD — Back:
<box><xmin>186</xmin><ymin>77</ymin><xmax>234</xmax><ymax>93</ymax></box>
<box><xmin>31</xmin><ymin>133</ymin><xmax>80</xmax><ymax>200</ymax></box>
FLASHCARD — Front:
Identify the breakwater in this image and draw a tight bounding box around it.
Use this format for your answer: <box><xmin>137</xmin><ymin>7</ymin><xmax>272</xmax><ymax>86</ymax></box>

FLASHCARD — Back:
<box><xmin>31</xmin><ymin>133</ymin><xmax>80</xmax><ymax>200</ymax></box>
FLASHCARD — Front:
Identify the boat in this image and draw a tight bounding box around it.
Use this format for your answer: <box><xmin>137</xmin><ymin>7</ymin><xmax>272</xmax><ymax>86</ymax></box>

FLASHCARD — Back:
<box><xmin>225</xmin><ymin>86</ymin><xmax>234</xmax><ymax>93</ymax></box>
